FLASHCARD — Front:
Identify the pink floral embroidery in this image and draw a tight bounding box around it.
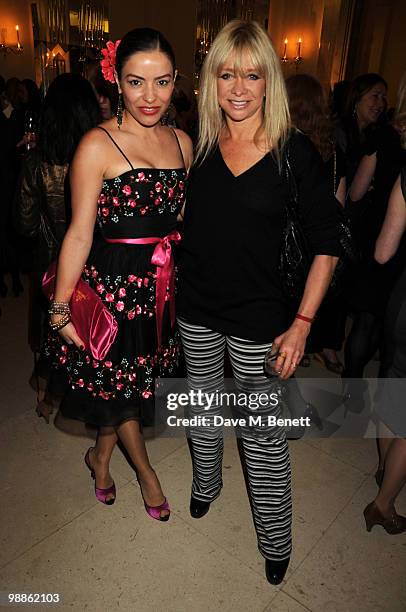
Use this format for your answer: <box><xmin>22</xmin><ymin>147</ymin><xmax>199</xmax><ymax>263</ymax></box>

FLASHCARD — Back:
<box><xmin>96</xmin><ymin>283</ymin><xmax>105</xmax><ymax>294</ymax></box>
<box><xmin>116</xmin><ymin>301</ymin><xmax>124</xmax><ymax>311</ymax></box>
<box><xmin>118</xmin><ymin>287</ymin><xmax>126</xmax><ymax>297</ymax></box>
<box><xmin>122</xmin><ymin>185</ymin><xmax>132</xmax><ymax>196</ymax></box>
<box><xmin>100</xmin><ymin>40</ymin><xmax>121</xmax><ymax>83</ymax></box>
<box><xmin>127</xmin><ymin>310</ymin><xmax>135</xmax><ymax>320</ymax></box>
<box><xmin>128</xmin><ymin>274</ymin><xmax>136</xmax><ymax>283</ymax></box>
<box><xmin>142</xmin><ymin>390</ymin><xmax>152</xmax><ymax>399</ymax></box>
<box><xmin>137</xmin><ymin>171</ymin><xmax>145</xmax><ymax>181</ymax></box>
<box><xmin>105</xmin><ymin>293</ymin><xmax>114</xmax><ymax>302</ymax></box>
<box><xmin>104</xmin><ymin>360</ymin><xmax>112</xmax><ymax>368</ymax></box>
<box><xmin>101</xmin><ymin>207</ymin><xmax>109</xmax><ymax>217</ymax></box>
<box><xmin>128</xmin><ymin>199</ymin><xmax>137</xmax><ymax>208</ymax></box>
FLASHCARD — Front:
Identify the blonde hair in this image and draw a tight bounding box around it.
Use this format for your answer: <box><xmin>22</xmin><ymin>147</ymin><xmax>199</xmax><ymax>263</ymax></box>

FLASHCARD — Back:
<box><xmin>396</xmin><ymin>72</ymin><xmax>406</xmax><ymax>148</ymax></box>
<box><xmin>196</xmin><ymin>20</ymin><xmax>290</xmax><ymax>165</ymax></box>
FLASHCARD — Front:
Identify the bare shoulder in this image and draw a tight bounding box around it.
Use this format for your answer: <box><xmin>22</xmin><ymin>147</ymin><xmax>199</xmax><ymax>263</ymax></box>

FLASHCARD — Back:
<box><xmin>73</xmin><ymin>125</ymin><xmax>113</xmax><ymax>165</ymax></box>
<box><xmin>173</xmin><ymin>127</ymin><xmax>194</xmax><ymax>166</ymax></box>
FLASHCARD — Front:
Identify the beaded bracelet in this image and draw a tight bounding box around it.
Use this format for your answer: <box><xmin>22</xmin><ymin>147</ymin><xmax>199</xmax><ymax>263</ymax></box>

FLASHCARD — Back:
<box><xmin>49</xmin><ymin>301</ymin><xmax>70</xmax><ymax>317</ymax></box>
<box><xmin>49</xmin><ymin>312</ymin><xmax>71</xmax><ymax>332</ymax></box>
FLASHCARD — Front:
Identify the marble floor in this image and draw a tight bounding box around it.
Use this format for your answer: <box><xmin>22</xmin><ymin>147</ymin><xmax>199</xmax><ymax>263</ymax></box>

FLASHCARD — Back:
<box><xmin>1</xmin><ymin>279</ymin><xmax>405</xmax><ymax>612</ymax></box>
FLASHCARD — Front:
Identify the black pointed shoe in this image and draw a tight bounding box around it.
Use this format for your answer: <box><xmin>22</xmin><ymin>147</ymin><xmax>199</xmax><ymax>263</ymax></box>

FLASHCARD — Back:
<box><xmin>190</xmin><ymin>497</ymin><xmax>211</xmax><ymax>519</ymax></box>
<box><xmin>265</xmin><ymin>557</ymin><xmax>290</xmax><ymax>585</ymax></box>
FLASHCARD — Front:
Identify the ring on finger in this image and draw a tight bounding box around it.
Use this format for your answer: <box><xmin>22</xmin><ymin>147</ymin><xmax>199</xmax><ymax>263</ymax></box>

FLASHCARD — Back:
<box><xmin>279</xmin><ymin>351</ymin><xmax>287</xmax><ymax>359</ymax></box>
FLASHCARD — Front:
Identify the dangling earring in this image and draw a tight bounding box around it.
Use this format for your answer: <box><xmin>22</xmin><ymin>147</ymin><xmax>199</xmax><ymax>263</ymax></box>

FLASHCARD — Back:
<box><xmin>117</xmin><ymin>93</ymin><xmax>123</xmax><ymax>129</ymax></box>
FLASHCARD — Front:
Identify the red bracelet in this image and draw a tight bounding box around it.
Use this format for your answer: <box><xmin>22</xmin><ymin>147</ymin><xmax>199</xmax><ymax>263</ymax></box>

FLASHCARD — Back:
<box><xmin>295</xmin><ymin>313</ymin><xmax>315</xmax><ymax>324</ymax></box>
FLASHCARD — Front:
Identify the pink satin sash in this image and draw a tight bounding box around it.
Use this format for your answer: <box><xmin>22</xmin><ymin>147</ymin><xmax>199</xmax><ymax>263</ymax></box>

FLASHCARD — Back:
<box><xmin>105</xmin><ymin>231</ymin><xmax>181</xmax><ymax>347</ymax></box>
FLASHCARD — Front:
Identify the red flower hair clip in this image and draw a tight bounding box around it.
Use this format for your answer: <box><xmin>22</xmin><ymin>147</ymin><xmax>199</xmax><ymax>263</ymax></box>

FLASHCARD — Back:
<box><xmin>100</xmin><ymin>40</ymin><xmax>121</xmax><ymax>83</ymax></box>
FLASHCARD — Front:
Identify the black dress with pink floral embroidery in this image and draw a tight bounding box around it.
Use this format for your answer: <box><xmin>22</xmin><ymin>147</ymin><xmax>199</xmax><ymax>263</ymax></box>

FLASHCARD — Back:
<box><xmin>45</xmin><ymin>155</ymin><xmax>186</xmax><ymax>427</ymax></box>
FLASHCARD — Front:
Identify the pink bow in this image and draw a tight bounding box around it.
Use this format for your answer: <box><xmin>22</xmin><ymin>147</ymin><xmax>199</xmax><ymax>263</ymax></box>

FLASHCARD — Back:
<box><xmin>105</xmin><ymin>231</ymin><xmax>181</xmax><ymax>347</ymax></box>
<box><xmin>151</xmin><ymin>231</ymin><xmax>181</xmax><ymax>347</ymax></box>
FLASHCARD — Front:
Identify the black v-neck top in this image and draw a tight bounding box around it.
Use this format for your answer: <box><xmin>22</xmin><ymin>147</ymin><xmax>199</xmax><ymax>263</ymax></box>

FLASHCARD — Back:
<box><xmin>177</xmin><ymin>131</ymin><xmax>341</xmax><ymax>342</ymax></box>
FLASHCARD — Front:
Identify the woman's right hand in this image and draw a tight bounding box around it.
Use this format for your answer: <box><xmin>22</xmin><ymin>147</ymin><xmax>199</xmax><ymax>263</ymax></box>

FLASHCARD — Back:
<box><xmin>50</xmin><ymin>316</ymin><xmax>84</xmax><ymax>349</ymax></box>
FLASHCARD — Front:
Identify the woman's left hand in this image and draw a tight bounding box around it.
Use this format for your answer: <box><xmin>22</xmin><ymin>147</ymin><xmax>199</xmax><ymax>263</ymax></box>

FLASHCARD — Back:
<box><xmin>271</xmin><ymin>320</ymin><xmax>311</xmax><ymax>379</ymax></box>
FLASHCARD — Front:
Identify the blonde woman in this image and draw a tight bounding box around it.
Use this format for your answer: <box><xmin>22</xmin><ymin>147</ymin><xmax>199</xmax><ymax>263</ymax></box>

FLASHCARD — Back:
<box><xmin>177</xmin><ymin>20</ymin><xmax>340</xmax><ymax>584</ymax></box>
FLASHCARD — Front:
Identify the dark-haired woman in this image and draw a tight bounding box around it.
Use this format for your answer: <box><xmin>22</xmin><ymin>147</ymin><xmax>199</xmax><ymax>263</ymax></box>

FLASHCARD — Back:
<box><xmin>337</xmin><ymin>73</ymin><xmax>387</xmax><ymax>185</ymax></box>
<box><xmin>286</xmin><ymin>74</ymin><xmax>346</xmax><ymax>373</ymax></box>
<box><xmin>15</xmin><ymin>73</ymin><xmax>101</xmax><ymax>420</ymax></box>
<box><xmin>343</xmin><ymin>76</ymin><xmax>406</xmax><ymax>389</ymax></box>
<box><xmin>47</xmin><ymin>29</ymin><xmax>192</xmax><ymax>519</ymax></box>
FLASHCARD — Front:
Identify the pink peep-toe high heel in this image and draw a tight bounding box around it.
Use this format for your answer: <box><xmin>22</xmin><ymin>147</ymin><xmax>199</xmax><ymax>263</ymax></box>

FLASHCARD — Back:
<box><xmin>84</xmin><ymin>447</ymin><xmax>116</xmax><ymax>506</ymax></box>
<box><xmin>144</xmin><ymin>497</ymin><xmax>170</xmax><ymax>521</ymax></box>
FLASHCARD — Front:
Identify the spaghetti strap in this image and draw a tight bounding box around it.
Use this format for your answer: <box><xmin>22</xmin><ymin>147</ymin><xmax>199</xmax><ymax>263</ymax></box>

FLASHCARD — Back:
<box><xmin>97</xmin><ymin>126</ymin><xmax>134</xmax><ymax>170</ymax></box>
<box><xmin>171</xmin><ymin>129</ymin><xmax>186</xmax><ymax>169</ymax></box>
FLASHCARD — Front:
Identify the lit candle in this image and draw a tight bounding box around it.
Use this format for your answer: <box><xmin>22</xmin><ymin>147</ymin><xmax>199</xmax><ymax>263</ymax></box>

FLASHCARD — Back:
<box><xmin>283</xmin><ymin>38</ymin><xmax>288</xmax><ymax>60</ymax></box>
<box><xmin>297</xmin><ymin>37</ymin><xmax>302</xmax><ymax>58</ymax></box>
<box><xmin>15</xmin><ymin>25</ymin><xmax>20</xmax><ymax>49</ymax></box>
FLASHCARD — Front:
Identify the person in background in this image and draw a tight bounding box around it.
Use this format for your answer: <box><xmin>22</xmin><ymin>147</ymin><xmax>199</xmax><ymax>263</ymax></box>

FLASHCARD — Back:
<box><xmin>343</xmin><ymin>73</ymin><xmax>406</xmax><ymax>390</ymax></box>
<box><xmin>86</xmin><ymin>59</ymin><xmax>118</xmax><ymax>120</ymax></box>
<box><xmin>15</xmin><ymin>73</ymin><xmax>101</xmax><ymax>421</ymax></box>
<box><xmin>0</xmin><ymin>77</ymin><xmax>25</xmax><ymax>296</ymax></box>
<box><xmin>362</xmin><ymin>75</ymin><xmax>406</xmax><ymax>534</ymax></box>
<box><xmin>21</xmin><ymin>78</ymin><xmax>42</xmax><ymax>115</ymax></box>
<box><xmin>330</xmin><ymin>80</ymin><xmax>351</xmax><ymax>123</ymax></box>
<box><xmin>286</xmin><ymin>74</ymin><xmax>346</xmax><ymax>374</ymax></box>
<box><xmin>363</xmin><ymin>165</ymin><xmax>406</xmax><ymax>535</ymax></box>
<box><xmin>336</xmin><ymin>73</ymin><xmax>387</xmax><ymax>185</ymax></box>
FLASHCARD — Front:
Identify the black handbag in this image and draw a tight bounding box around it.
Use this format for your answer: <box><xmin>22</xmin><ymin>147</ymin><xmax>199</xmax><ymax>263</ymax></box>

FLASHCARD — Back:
<box><xmin>279</xmin><ymin>148</ymin><xmax>357</xmax><ymax>301</ymax></box>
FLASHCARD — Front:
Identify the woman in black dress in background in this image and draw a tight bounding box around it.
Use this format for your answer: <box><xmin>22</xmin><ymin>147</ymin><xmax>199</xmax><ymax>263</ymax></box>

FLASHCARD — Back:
<box><xmin>363</xmin><ymin>75</ymin><xmax>406</xmax><ymax>533</ymax></box>
<box><xmin>15</xmin><ymin>74</ymin><xmax>101</xmax><ymax>421</ymax></box>
<box><xmin>344</xmin><ymin>76</ymin><xmax>406</xmax><ymax>386</ymax></box>
<box><xmin>364</xmin><ymin>167</ymin><xmax>406</xmax><ymax>534</ymax></box>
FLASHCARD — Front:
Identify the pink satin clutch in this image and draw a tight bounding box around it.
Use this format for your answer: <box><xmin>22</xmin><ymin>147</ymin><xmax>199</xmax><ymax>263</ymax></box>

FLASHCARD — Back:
<box><xmin>42</xmin><ymin>261</ymin><xmax>118</xmax><ymax>360</ymax></box>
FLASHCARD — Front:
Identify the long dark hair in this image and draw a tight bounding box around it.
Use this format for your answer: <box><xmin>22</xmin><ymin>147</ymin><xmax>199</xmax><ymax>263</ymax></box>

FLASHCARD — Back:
<box><xmin>344</xmin><ymin>73</ymin><xmax>387</xmax><ymax>119</ymax></box>
<box><xmin>342</xmin><ymin>73</ymin><xmax>387</xmax><ymax>154</ymax></box>
<box><xmin>22</xmin><ymin>78</ymin><xmax>42</xmax><ymax>113</ymax></box>
<box><xmin>115</xmin><ymin>27</ymin><xmax>176</xmax><ymax>79</ymax></box>
<box><xmin>286</xmin><ymin>74</ymin><xmax>334</xmax><ymax>161</ymax></box>
<box><xmin>38</xmin><ymin>73</ymin><xmax>100</xmax><ymax>165</ymax></box>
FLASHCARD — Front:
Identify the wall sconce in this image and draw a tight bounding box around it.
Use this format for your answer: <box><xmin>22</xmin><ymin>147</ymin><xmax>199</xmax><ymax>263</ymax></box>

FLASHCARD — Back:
<box><xmin>0</xmin><ymin>25</ymin><xmax>24</xmax><ymax>55</ymax></box>
<box><xmin>280</xmin><ymin>37</ymin><xmax>303</xmax><ymax>70</ymax></box>
<box><xmin>281</xmin><ymin>38</ymin><xmax>289</xmax><ymax>63</ymax></box>
<box><xmin>294</xmin><ymin>38</ymin><xmax>303</xmax><ymax>69</ymax></box>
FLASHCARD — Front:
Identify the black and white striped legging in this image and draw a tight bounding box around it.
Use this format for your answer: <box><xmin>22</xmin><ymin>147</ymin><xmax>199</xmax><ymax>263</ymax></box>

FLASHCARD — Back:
<box><xmin>178</xmin><ymin>317</ymin><xmax>292</xmax><ymax>561</ymax></box>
